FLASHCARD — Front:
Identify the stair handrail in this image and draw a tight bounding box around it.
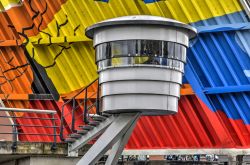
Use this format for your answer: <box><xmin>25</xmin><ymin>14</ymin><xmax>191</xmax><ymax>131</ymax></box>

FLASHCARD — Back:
<box><xmin>0</xmin><ymin>107</ymin><xmax>58</xmax><ymax>151</ymax></box>
<box><xmin>60</xmin><ymin>78</ymin><xmax>99</xmax><ymax>141</ymax></box>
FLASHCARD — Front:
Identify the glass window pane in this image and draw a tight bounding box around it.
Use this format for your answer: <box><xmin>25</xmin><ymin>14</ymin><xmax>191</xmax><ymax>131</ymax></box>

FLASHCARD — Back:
<box><xmin>168</xmin><ymin>42</ymin><xmax>175</xmax><ymax>58</ymax></box>
<box><xmin>95</xmin><ymin>40</ymin><xmax>187</xmax><ymax>71</ymax></box>
<box><xmin>97</xmin><ymin>57</ymin><xmax>183</xmax><ymax>72</ymax></box>
<box><xmin>182</xmin><ymin>47</ymin><xmax>187</xmax><ymax>62</ymax></box>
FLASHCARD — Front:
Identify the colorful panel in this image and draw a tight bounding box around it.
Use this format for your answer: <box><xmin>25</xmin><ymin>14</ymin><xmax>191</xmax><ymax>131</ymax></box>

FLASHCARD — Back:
<box><xmin>127</xmin><ymin>95</ymin><xmax>250</xmax><ymax>149</ymax></box>
<box><xmin>0</xmin><ymin>0</ymin><xmax>250</xmax><ymax>150</ymax></box>
<box><xmin>186</xmin><ymin>11</ymin><xmax>250</xmax><ymax>124</ymax></box>
<box><xmin>22</xmin><ymin>0</ymin><xmax>242</xmax><ymax>95</ymax></box>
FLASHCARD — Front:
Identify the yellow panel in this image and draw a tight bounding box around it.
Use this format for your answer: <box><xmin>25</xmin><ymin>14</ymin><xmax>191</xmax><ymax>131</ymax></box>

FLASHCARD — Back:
<box><xmin>0</xmin><ymin>0</ymin><xmax>20</xmax><ymax>9</ymax></box>
<box><xmin>26</xmin><ymin>0</ymin><xmax>243</xmax><ymax>95</ymax></box>
<box><xmin>145</xmin><ymin>0</ymin><xmax>242</xmax><ymax>23</ymax></box>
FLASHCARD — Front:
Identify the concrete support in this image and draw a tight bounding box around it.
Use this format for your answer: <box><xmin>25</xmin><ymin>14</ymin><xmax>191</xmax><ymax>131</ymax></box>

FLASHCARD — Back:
<box><xmin>0</xmin><ymin>142</ymin><xmax>68</xmax><ymax>155</ymax></box>
<box><xmin>0</xmin><ymin>156</ymin><xmax>80</xmax><ymax>165</ymax></box>
<box><xmin>122</xmin><ymin>149</ymin><xmax>250</xmax><ymax>156</ymax></box>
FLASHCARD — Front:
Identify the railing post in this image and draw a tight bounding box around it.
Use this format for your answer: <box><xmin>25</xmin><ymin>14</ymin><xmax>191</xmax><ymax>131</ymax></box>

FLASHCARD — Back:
<box><xmin>51</xmin><ymin>113</ymin><xmax>57</xmax><ymax>151</ymax></box>
<box><xmin>71</xmin><ymin>99</ymin><xmax>76</xmax><ymax>132</ymax></box>
<box><xmin>60</xmin><ymin>105</ymin><xmax>65</xmax><ymax>141</ymax></box>
<box><xmin>96</xmin><ymin>79</ymin><xmax>100</xmax><ymax>115</ymax></box>
<box><xmin>84</xmin><ymin>88</ymin><xmax>89</xmax><ymax>124</ymax></box>
<box><xmin>11</xmin><ymin>111</ymin><xmax>17</xmax><ymax>151</ymax></box>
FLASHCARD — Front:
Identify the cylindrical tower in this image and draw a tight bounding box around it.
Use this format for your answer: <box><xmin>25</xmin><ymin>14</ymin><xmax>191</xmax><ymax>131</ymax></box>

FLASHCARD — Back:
<box><xmin>86</xmin><ymin>15</ymin><xmax>197</xmax><ymax>115</ymax></box>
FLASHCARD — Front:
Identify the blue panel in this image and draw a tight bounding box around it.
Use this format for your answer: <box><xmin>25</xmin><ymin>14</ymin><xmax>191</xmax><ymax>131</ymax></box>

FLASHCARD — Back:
<box><xmin>185</xmin><ymin>11</ymin><xmax>250</xmax><ymax>124</ymax></box>
<box><xmin>191</xmin><ymin>11</ymin><xmax>248</xmax><ymax>27</ymax></box>
<box><xmin>204</xmin><ymin>85</ymin><xmax>250</xmax><ymax>94</ymax></box>
<box><xmin>197</xmin><ymin>22</ymin><xmax>250</xmax><ymax>33</ymax></box>
<box><xmin>184</xmin><ymin>61</ymin><xmax>215</xmax><ymax>111</ymax></box>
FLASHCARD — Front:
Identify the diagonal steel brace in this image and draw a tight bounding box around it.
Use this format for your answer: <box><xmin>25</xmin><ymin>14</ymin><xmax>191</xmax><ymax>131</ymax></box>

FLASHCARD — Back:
<box><xmin>76</xmin><ymin>113</ymin><xmax>140</xmax><ymax>165</ymax></box>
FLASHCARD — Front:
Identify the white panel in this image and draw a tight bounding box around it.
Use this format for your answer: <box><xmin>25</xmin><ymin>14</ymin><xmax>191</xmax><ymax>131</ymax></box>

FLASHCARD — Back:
<box><xmin>94</xmin><ymin>26</ymin><xmax>189</xmax><ymax>47</ymax></box>
<box><xmin>102</xmin><ymin>95</ymin><xmax>178</xmax><ymax>115</ymax></box>
<box><xmin>99</xmin><ymin>67</ymin><xmax>183</xmax><ymax>84</ymax></box>
<box><xmin>101</xmin><ymin>81</ymin><xmax>180</xmax><ymax>97</ymax></box>
<box><xmin>177</xmin><ymin>29</ymin><xmax>189</xmax><ymax>47</ymax></box>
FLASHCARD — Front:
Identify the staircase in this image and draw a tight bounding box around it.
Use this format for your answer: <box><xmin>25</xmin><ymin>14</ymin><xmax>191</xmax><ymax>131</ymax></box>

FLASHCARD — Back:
<box><xmin>59</xmin><ymin>79</ymin><xmax>141</xmax><ymax>164</ymax></box>
<box><xmin>65</xmin><ymin>114</ymin><xmax>113</xmax><ymax>143</ymax></box>
<box><xmin>59</xmin><ymin>78</ymin><xmax>116</xmax><ymax>156</ymax></box>
<box><xmin>67</xmin><ymin>114</ymin><xmax>115</xmax><ymax>156</ymax></box>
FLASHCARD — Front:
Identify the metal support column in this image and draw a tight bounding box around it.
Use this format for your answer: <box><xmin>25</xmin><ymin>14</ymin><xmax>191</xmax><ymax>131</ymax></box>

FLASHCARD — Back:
<box><xmin>105</xmin><ymin>112</ymin><xmax>139</xmax><ymax>165</ymax></box>
<box><xmin>76</xmin><ymin>113</ymin><xmax>140</xmax><ymax>165</ymax></box>
<box><xmin>51</xmin><ymin>113</ymin><xmax>57</xmax><ymax>151</ymax></box>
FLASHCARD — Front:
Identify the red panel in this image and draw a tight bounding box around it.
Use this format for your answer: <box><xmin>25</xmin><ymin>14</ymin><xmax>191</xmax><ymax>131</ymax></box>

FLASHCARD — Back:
<box><xmin>16</xmin><ymin>99</ymin><xmax>95</xmax><ymax>142</ymax></box>
<box><xmin>8</xmin><ymin>95</ymin><xmax>250</xmax><ymax>148</ymax></box>
<box><xmin>15</xmin><ymin>100</ymin><xmax>63</xmax><ymax>142</ymax></box>
<box><xmin>126</xmin><ymin>95</ymin><xmax>250</xmax><ymax>149</ymax></box>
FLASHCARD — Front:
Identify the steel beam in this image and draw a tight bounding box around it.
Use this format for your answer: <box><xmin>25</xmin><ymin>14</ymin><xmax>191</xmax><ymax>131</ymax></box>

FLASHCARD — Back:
<box><xmin>105</xmin><ymin>113</ymin><xmax>140</xmax><ymax>165</ymax></box>
<box><xmin>76</xmin><ymin>113</ymin><xmax>140</xmax><ymax>165</ymax></box>
<box><xmin>204</xmin><ymin>85</ymin><xmax>250</xmax><ymax>94</ymax></box>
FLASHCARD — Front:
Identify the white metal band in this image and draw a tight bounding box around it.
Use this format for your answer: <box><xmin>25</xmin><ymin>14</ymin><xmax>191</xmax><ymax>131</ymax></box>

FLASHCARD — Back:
<box><xmin>93</xmin><ymin>26</ymin><xmax>189</xmax><ymax>47</ymax></box>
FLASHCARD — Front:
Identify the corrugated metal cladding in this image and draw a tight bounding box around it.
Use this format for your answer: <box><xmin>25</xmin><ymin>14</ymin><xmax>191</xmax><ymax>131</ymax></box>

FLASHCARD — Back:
<box><xmin>0</xmin><ymin>0</ymin><xmax>250</xmax><ymax>148</ymax></box>
<box><xmin>128</xmin><ymin>95</ymin><xmax>250</xmax><ymax>149</ymax></box>
<box><xmin>1</xmin><ymin>0</ymin><xmax>241</xmax><ymax>95</ymax></box>
<box><xmin>187</xmin><ymin>11</ymin><xmax>250</xmax><ymax>124</ymax></box>
<box><xmin>16</xmin><ymin>100</ymin><xmax>62</xmax><ymax>142</ymax></box>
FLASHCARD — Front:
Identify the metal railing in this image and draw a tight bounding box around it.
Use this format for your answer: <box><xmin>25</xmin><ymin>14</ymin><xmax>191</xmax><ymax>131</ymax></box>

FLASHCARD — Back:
<box><xmin>0</xmin><ymin>107</ymin><xmax>58</xmax><ymax>151</ymax></box>
<box><xmin>59</xmin><ymin>78</ymin><xmax>100</xmax><ymax>141</ymax></box>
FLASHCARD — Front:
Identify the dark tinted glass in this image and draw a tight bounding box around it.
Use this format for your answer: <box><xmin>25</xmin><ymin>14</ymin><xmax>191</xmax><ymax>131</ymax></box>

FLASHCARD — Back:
<box><xmin>95</xmin><ymin>40</ymin><xmax>187</xmax><ymax>72</ymax></box>
<box><xmin>97</xmin><ymin>57</ymin><xmax>184</xmax><ymax>72</ymax></box>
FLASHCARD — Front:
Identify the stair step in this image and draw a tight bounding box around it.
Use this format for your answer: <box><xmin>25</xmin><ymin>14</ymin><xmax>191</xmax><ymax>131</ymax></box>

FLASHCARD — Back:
<box><xmin>89</xmin><ymin>121</ymin><xmax>100</xmax><ymax>126</ymax></box>
<box><xmin>79</xmin><ymin>125</ymin><xmax>95</xmax><ymax>131</ymax></box>
<box><xmin>102</xmin><ymin>113</ymin><xmax>112</xmax><ymax>117</ymax></box>
<box><xmin>65</xmin><ymin>138</ymin><xmax>76</xmax><ymax>143</ymax></box>
<box><xmin>91</xmin><ymin>115</ymin><xmax>107</xmax><ymax>121</ymax></box>
<box><xmin>77</xmin><ymin>130</ymin><xmax>88</xmax><ymax>135</ymax></box>
<box><xmin>69</xmin><ymin>133</ymin><xmax>82</xmax><ymax>139</ymax></box>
